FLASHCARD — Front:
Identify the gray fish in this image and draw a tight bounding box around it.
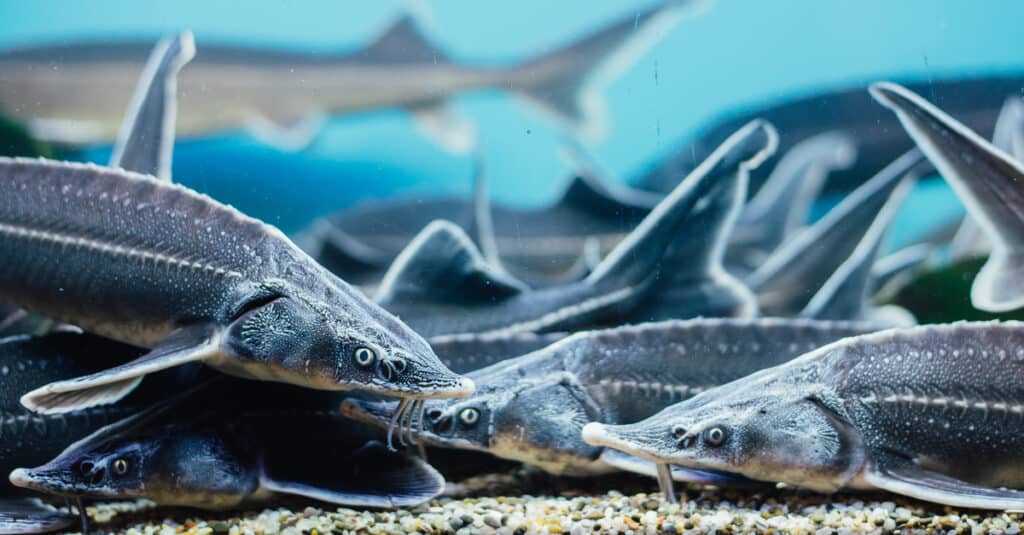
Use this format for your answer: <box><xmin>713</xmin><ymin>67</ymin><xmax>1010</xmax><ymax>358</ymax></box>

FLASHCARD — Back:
<box><xmin>342</xmin><ymin>318</ymin><xmax>880</xmax><ymax>480</ymax></box>
<box><xmin>0</xmin><ymin>332</ymin><xmax>156</xmax><ymax>534</ymax></box>
<box><xmin>636</xmin><ymin>75</ymin><xmax>1024</xmax><ymax>196</ymax></box>
<box><xmin>0</xmin><ymin>158</ymin><xmax>471</xmax><ymax>414</ymax></box>
<box><xmin>0</xmin><ymin>1</ymin><xmax>707</xmax><ymax>150</ymax></box>
<box><xmin>10</xmin><ymin>390</ymin><xmax>444</xmax><ymax>510</ymax></box>
<box><xmin>0</xmin><ymin>33</ymin><xmax>193</xmax><ymax>340</ymax></box>
<box><xmin>301</xmin><ymin>127</ymin><xmax>852</xmax><ymax>286</ymax></box>
<box><xmin>747</xmin><ymin>148</ymin><xmax>927</xmax><ymax>316</ymax></box>
<box><xmin>374</xmin><ymin>120</ymin><xmax>777</xmax><ymax>338</ymax></box>
<box><xmin>583</xmin><ymin>321</ymin><xmax>1024</xmax><ymax>509</ymax></box>
<box><xmin>871</xmin><ymin>82</ymin><xmax>1024</xmax><ymax>312</ymax></box>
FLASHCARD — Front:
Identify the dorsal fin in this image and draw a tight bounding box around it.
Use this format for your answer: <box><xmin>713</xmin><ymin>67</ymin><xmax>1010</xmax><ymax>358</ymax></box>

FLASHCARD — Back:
<box><xmin>801</xmin><ymin>178</ymin><xmax>916</xmax><ymax>323</ymax></box>
<box><xmin>363</xmin><ymin>9</ymin><xmax>448</xmax><ymax>64</ymax></box>
<box><xmin>110</xmin><ymin>32</ymin><xmax>195</xmax><ymax>181</ymax></box>
<box><xmin>375</xmin><ymin>220</ymin><xmax>527</xmax><ymax>306</ymax></box>
<box><xmin>747</xmin><ymin>148</ymin><xmax>928</xmax><ymax>316</ymax></box>
<box><xmin>871</xmin><ymin>82</ymin><xmax>1024</xmax><ymax>312</ymax></box>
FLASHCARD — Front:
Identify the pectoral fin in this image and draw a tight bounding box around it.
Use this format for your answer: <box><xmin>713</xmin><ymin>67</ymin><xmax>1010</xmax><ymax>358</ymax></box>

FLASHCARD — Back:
<box><xmin>0</xmin><ymin>499</ymin><xmax>74</xmax><ymax>534</ymax></box>
<box><xmin>260</xmin><ymin>440</ymin><xmax>445</xmax><ymax>508</ymax></box>
<box><xmin>21</xmin><ymin>324</ymin><xmax>220</xmax><ymax>414</ymax></box>
<box><xmin>865</xmin><ymin>458</ymin><xmax>1024</xmax><ymax>511</ymax></box>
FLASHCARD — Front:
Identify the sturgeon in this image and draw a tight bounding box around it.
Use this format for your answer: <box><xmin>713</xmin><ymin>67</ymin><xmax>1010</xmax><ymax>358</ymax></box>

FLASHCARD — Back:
<box><xmin>0</xmin><ymin>156</ymin><xmax>472</xmax><ymax>414</ymax></box>
<box><xmin>300</xmin><ymin>129</ymin><xmax>854</xmax><ymax>285</ymax></box>
<box><xmin>374</xmin><ymin>120</ymin><xmax>777</xmax><ymax>339</ymax></box>
<box><xmin>0</xmin><ymin>332</ymin><xmax>159</xmax><ymax>534</ymax></box>
<box><xmin>0</xmin><ymin>32</ymin><xmax>193</xmax><ymax>340</ymax></box>
<box><xmin>10</xmin><ymin>390</ymin><xmax>445</xmax><ymax>513</ymax></box>
<box><xmin>0</xmin><ymin>1</ymin><xmax>707</xmax><ymax>151</ymax></box>
<box><xmin>871</xmin><ymin>82</ymin><xmax>1024</xmax><ymax>312</ymax></box>
<box><xmin>342</xmin><ymin>318</ymin><xmax>881</xmax><ymax>485</ymax></box>
<box><xmin>583</xmin><ymin>322</ymin><xmax>1024</xmax><ymax>509</ymax></box>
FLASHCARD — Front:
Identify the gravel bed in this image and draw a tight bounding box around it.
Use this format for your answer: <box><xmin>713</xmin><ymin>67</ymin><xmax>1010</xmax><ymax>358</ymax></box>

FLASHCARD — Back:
<box><xmin>76</xmin><ymin>471</ymin><xmax>1023</xmax><ymax>534</ymax></box>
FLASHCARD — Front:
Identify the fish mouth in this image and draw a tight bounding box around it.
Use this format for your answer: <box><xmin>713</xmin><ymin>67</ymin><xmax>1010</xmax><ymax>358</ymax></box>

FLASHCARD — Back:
<box><xmin>340</xmin><ymin>398</ymin><xmax>480</xmax><ymax>452</ymax></box>
<box><xmin>9</xmin><ymin>467</ymin><xmax>99</xmax><ymax>497</ymax></box>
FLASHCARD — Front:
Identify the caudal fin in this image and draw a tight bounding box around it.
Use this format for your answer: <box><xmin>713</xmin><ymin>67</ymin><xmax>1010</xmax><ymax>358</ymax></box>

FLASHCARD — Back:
<box><xmin>511</xmin><ymin>0</ymin><xmax>712</xmax><ymax>139</ymax></box>
<box><xmin>747</xmin><ymin>148</ymin><xmax>927</xmax><ymax>316</ymax></box>
<box><xmin>871</xmin><ymin>82</ymin><xmax>1024</xmax><ymax>312</ymax></box>
<box><xmin>585</xmin><ymin>120</ymin><xmax>777</xmax><ymax>319</ymax></box>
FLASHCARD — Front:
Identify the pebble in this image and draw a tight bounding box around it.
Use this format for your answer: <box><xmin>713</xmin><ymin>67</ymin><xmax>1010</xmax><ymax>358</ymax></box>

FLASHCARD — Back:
<box><xmin>76</xmin><ymin>473</ymin><xmax>1024</xmax><ymax>535</ymax></box>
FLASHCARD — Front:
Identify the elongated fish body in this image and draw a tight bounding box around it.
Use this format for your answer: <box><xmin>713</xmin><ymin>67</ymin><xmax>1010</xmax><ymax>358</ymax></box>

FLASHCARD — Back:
<box><xmin>583</xmin><ymin>322</ymin><xmax>1024</xmax><ymax>509</ymax></box>
<box><xmin>0</xmin><ymin>332</ymin><xmax>146</xmax><ymax>494</ymax></box>
<box><xmin>302</xmin><ymin>130</ymin><xmax>853</xmax><ymax>286</ymax></box>
<box><xmin>343</xmin><ymin>318</ymin><xmax>881</xmax><ymax>476</ymax></box>
<box><xmin>0</xmin><ymin>159</ymin><xmax>317</xmax><ymax>345</ymax></box>
<box><xmin>0</xmin><ymin>0</ymin><xmax>706</xmax><ymax>147</ymax></box>
<box><xmin>1</xmin><ymin>158</ymin><xmax>471</xmax><ymax>415</ymax></box>
<box><xmin>374</xmin><ymin>121</ymin><xmax>776</xmax><ymax>338</ymax></box>
<box><xmin>11</xmin><ymin>389</ymin><xmax>445</xmax><ymax>511</ymax></box>
<box><xmin>635</xmin><ymin>75</ymin><xmax>1024</xmax><ymax>196</ymax></box>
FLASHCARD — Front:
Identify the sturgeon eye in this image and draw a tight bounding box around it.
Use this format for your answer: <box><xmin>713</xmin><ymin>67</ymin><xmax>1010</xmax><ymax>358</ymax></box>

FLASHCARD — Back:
<box><xmin>459</xmin><ymin>408</ymin><xmax>480</xmax><ymax>426</ymax></box>
<box><xmin>354</xmin><ymin>347</ymin><xmax>376</xmax><ymax>367</ymax></box>
<box><xmin>112</xmin><ymin>458</ymin><xmax>129</xmax><ymax>475</ymax></box>
<box><xmin>703</xmin><ymin>426</ymin><xmax>726</xmax><ymax>447</ymax></box>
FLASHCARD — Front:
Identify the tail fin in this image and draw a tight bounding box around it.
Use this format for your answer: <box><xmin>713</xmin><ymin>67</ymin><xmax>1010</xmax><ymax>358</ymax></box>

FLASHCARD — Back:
<box><xmin>871</xmin><ymin>82</ymin><xmax>1024</xmax><ymax>312</ymax></box>
<box><xmin>585</xmin><ymin>120</ymin><xmax>777</xmax><ymax>318</ymax></box>
<box><xmin>747</xmin><ymin>148</ymin><xmax>927</xmax><ymax>316</ymax></box>
<box><xmin>801</xmin><ymin>177</ymin><xmax>916</xmax><ymax>324</ymax></box>
<box><xmin>948</xmin><ymin>96</ymin><xmax>1024</xmax><ymax>261</ymax></box>
<box><xmin>511</xmin><ymin>0</ymin><xmax>711</xmax><ymax>139</ymax></box>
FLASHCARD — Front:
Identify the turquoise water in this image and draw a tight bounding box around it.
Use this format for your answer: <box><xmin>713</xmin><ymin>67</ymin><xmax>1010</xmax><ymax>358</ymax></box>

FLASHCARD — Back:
<box><xmin>2</xmin><ymin>0</ymin><xmax>1021</xmax><ymax>240</ymax></box>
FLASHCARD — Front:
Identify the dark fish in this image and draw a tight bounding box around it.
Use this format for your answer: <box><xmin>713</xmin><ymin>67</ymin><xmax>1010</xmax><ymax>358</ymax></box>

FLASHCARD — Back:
<box><xmin>342</xmin><ymin>318</ymin><xmax>881</xmax><ymax>484</ymax></box>
<box><xmin>584</xmin><ymin>321</ymin><xmax>1024</xmax><ymax>509</ymax></box>
<box><xmin>0</xmin><ymin>332</ymin><xmax>150</xmax><ymax>533</ymax></box>
<box><xmin>10</xmin><ymin>385</ymin><xmax>444</xmax><ymax>510</ymax></box>
<box><xmin>0</xmin><ymin>157</ymin><xmax>471</xmax><ymax>414</ymax></box>
<box><xmin>871</xmin><ymin>82</ymin><xmax>1024</xmax><ymax>312</ymax></box>
<box><xmin>374</xmin><ymin>121</ymin><xmax>777</xmax><ymax>338</ymax></box>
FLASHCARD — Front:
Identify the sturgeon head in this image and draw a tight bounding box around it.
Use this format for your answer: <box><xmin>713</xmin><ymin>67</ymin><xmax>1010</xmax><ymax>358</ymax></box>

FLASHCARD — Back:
<box><xmin>582</xmin><ymin>354</ymin><xmax>867</xmax><ymax>493</ymax></box>
<box><xmin>342</xmin><ymin>365</ymin><xmax>606</xmax><ymax>475</ymax></box>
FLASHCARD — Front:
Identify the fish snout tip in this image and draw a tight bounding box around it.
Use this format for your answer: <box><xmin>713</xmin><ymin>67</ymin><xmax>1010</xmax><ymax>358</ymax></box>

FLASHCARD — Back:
<box><xmin>451</xmin><ymin>376</ymin><xmax>476</xmax><ymax>398</ymax></box>
<box><xmin>8</xmin><ymin>467</ymin><xmax>35</xmax><ymax>489</ymax></box>
<box><xmin>581</xmin><ymin>422</ymin><xmax>610</xmax><ymax>447</ymax></box>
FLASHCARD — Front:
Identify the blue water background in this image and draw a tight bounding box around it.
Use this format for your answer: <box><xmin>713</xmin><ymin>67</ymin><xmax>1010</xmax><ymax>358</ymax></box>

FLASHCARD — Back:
<box><xmin>4</xmin><ymin>0</ymin><xmax>1024</xmax><ymax>244</ymax></box>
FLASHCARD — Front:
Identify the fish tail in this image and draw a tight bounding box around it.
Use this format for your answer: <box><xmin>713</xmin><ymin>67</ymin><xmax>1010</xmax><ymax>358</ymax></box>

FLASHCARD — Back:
<box><xmin>508</xmin><ymin>0</ymin><xmax>711</xmax><ymax>140</ymax></box>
